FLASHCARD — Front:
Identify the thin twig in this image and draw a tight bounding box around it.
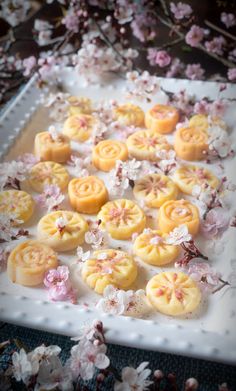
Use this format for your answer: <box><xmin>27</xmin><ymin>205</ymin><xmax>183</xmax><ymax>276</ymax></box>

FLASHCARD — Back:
<box><xmin>212</xmin><ymin>279</ymin><xmax>230</xmax><ymax>294</ymax></box>
<box><xmin>205</xmin><ymin>19</ymin><xmax>236</xmax><ymax>42</ymax></box>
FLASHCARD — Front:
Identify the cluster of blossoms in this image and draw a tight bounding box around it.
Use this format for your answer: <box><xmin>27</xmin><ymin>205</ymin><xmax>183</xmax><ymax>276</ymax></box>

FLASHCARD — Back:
<box><xmin>43</xmin><ymin>92</ymin><xmax>70</xmax><ymax>122</ymax></box>
<box><xmin>67</xmin><ymin>154</ymin><xmax>93</xmax><ymax>177</ymax></box>
<box><xmin>44</xmin><ymin>265</ymin><xmax>76</xmax><ymax>303</ymax></box>
<box><xmin>126</xmin><ymin>71</ymin><xmax>160</xmax><ymax>102</ymax></box>
<box><xmin>109</xmin><ymin>159</ymin><xmax>142</xmax><ymax>196</ymax></box>
<box><xmin>35</xmin><ymin>184</ymin><xmax>65</xmax><ymax>212</ymax></box>
<box><xmin>84</xmin><ymin>220</ymin><xmax>108</xmax><ymax>250</ymax></box>
<box><xmin>0</xmin><ymin>213</ymin><xmax>28</xmax><ymax>243</ymax></box>
<box><xmin>0</xmin><ymin>160</ymin><xmax>29</xmax><ymax>191</ymax></box>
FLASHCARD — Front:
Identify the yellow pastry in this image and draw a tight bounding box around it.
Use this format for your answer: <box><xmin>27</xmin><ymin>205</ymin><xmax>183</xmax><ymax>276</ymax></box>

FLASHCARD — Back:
<box><xmin>29</xmin><ymin>161</ymin><xmax>69</xmax><ymax>193</ymax></box>
<box><xmin>189</xmin><ymin>114</ymin><xmax>226</xmax><ymax>132</ymax></box>
<box><xmin>92</xmin><ymin>140</ymin><xmax>128</xmax><ymax>172</ymax></box>
<box><xmin>174</xmin><ymin>126</ymin><xmax>208</xmax><ymax>161</ymax></box>
<box><xmin>0</xmin><ymin>190</ymin><xmax>34</xmax><ymax>225</ymax></box>
<box><xmin>114</xmin><ymin>103</ymin><xmax>144</xmax><ymax>127</ymax></box>
<box><xmin>133</xmin><ymin>174</ymin><xmax>178</xmax><ymax>208</ymax></box>
<box><xmin>63</xmin><ymin>114</ymin><xmax>94</xmax><ymax>142</ymax></box>
<box><xmin>37</xmin><ymin>210</ymin><xmax>88</xmax><ymax>251</ymax></box>
<box><xmin>146</xmin><ymin>271</ymin><xmax>201</xmax><ymax>316</ymax></box>
<box><xmin>7</xmin><ymin>240</ymin><xmax>58</xmax><ymax>286</ymax></box>
<box><xmin>126</xmin><ymin>129</ymin><xmax>171</xmax><ymax>161</ymax></box>
<box><xmin>145</xmin><ymin>104</ymin><xmax>179</xmax><ymax>134</ymax></box>
<box><xmin>158</xmin><ymin>199</ymin><xmax>200</xmax><ymax>235</ymax></box>
<box><xmin>173</xmin><ymin>165</ymin><xmax>219</xmax><ymax>195</ymax></box>
<box><xmin>98</xmin><ymin>199</ymin><xmax>146</xmax><ymax>240</ymax></box>
<box><xmin>68</xmin><ymin>176</ymin><xmax>108</xmax><ymax>214</ymax></box>
<box><xmin>67</xmin><ymin>96</ymin><xmax>92</xmax><ymax>116</ymax></box>
<box><xmin>133</xmin><ymin>229</ymin><xmax>180</xmax><ymax>266</ymax></box>
<box><xmin>34</xmin><ymin>132</ymin><xmax>71</xmax><ymax>163</ymax></box>
<box><xmin>81</xmin><ymin>249</ymin><xmax>138</xmax><ymax>294</ymax></box>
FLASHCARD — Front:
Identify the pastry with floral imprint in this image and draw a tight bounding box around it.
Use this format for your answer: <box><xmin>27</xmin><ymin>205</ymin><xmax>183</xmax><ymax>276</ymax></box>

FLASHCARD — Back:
<box><xmin>29</xmin><ymin>161</ymin><xmax>69</xmax><ymax>192</ymax></box>
<box><xmin>63</xmin><ymin>114</ymin><xmax>95</xmax><ymax>142</ymax></box>
<box><xmin>92</xmin><ymin>139</ymin><xmax>128</xmax><ymax>172</ymax></box>
<box><xmin>173</xmin><ymin>164</ymin><xmax>219</xmax><ymax>195</ymax></box>
<box><xmin>133</xmin><ymin>174</ymin><xmax>178</xmax><ymax>208</ymax></box>
<box><xmin>34</xmin><ymin>132</ymin><xmax>71</xmax><ymax>163</ymax></box>
<box><xmin>67</xmin><ymin>96</ymin><xmax>92</xmax><ymax>116</ymax></box>
<box><xmin>0</xmin><ymin>190</ymin><xmax>34</xmax><ymax>225</ymax></box>
<box><xmin>114</xmin><ymin>103</ymin><xmax>144</xmax><ymax>127</ymax></box>
<box><xmin>81</xmin><ymin>249</ymin><xmax>138</xmax><ymax>294</ymax></box>
<box><xmin>133</xmin><ymin>229</ymin><xmax>180</xmax><ymax>266</ymax></box>
<box><xmin>158</xmin><ymin>199</ymin><xmax>200</xmax><ymax>235</ymax></box>
<box><xmin>174</xmin><ymin>126</ymin><xmax>208</xmax><ymax>161</ymax></box>
<box><xmin>145</xmin><ymin>104</ymin><xmax>179</xmax><ymax>134</ymax></box>
<box><xmin>37</xmin><ymin>210</ymin><xmax>88</xmax><ymax>251</ymax></box>
<box><xmin>7</xmin><ymin>240</ymin><xmax>58</xmax><ymax>286</ymax></box>
<box><xmin>189</xmin><ymin>114</ymin><xmax>226</xmax><ymax>132</ymax></box>
<box><xmin>68</xmin><ymin>176</ymin><xmax>108</xmax><ymax>214</ymax></box>
<box><xmin>146</xmin><ymin>271</ymin><xmax>201</xmax><ymax>316</ymax></box>
<box><xmin>98</xmin><ymin>199</ymin><xmax>146</xmax><ymax>240</ymax></box>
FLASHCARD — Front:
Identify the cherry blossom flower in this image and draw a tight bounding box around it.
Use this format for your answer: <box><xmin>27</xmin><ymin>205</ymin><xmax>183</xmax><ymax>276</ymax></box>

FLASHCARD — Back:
<box><xmin>62</xmin><ymin>10</ymin><xmax>79</xmax><ymax>33</ymax></box>
<box><xmin>22</xmin><ymin>56</ymin><xmax>37</xmax><ymax>77</ymax></box>
<box><xmin>170</xmin><ymin>2</ymin><xmax>193</xmax><ymax>20</ymax></box>
<box><xmin>43</xmin><ymin>92</ymin><xmax>70</xmax><ymax>122</ymax></box>
<box><xmin>185</xmin><ymin>377</ymin><xmax>199</xmax><ymax>391</ymax></box>
<box><xmin>201</xmin><ymin>208</ymin><xmax>229</xmax><ymax>239</ymax></box>
<box><xmin>221</xmin><ymin>13</ymin><xmax>236</xmax><ymax>28</ymax></box>
<box><xmin>68</xmin><ymin>338</ymin><xmax>109</xmax><ymax>381</ymax></box>
<box><xmin>76</xmin><ymin>246</ymin><xmax>91</xmax><ymax>264</ymax></box>
<box><xmin>114</xmin><ymin>5</ymin><xmax>134</xmax><ymax>24</ymax></box>
<box><xmin>126</xmin><ymin>70</ymin><xmax>160</xmax><ymax>101</ymax></box>
<box><xmin>147</xmin><ymin>49</ymin><xmax>171</xmax><ymax>67</ymax></box>
<box><xmin>85</xmin><ymin>220</ymin><xmax>108</xmax><ymax>249</ymax></box>
<box><xmin>35</xmin><ymin>184</ymin><xmax>65</xmax><ymax>212</ymax></box>
<box><xmin>114</xmin><ymin>362</ymin><xmax>153</xmax><ymax>391</ymax></box>
<box><xmin>185</xmin><ymin>63</ymin><xmax>205</xmax><ymax>80</ymax></box>
<box><xmin>48</xmin><ymin>125</ymin><xmax>61</xmax><ymax>141</ymax></box>
<box><xmin>186</xmin><ymin>261</ymin><xmax>221</xmax><ymax>292</ymax></box>
<box><xmin>34</xmin><ymin>19</ymin><xmax>53</xmax><ymax>32</ymax></box>
<box><xmin>12</xmin><ymin>349</ymin><xmax>37</xmax><ymax>384</ymax></box>
<box><xmin>131</xmin><ymin>13</ymin><xmax>156</xmax><ymax>43</ymax></box>
<box><xmin>166</xmin><ymin>58</ymin><xmax>185</xmax><ymax>78</ymax></box>
<box><xmin>185</xmin><ymin>25</ymin><xmax>204</xmax><ymax>47</ymax></box>
<box><xmin>193</xmin><ymin>100</ymin><xmax>209</xmax><ymax>115</ymax></box>
<box><xmin>44</xmin><ymin>265</ymin><xmax>76</xmax><ymax>304</ymax></box>
<box><xmin>228</xmin><ymin>68</ymin><xmax>236</xmax><ymax>81</ymax></box>
<box><xmin>37</xmin><ymin>29</ymin><xmax>53</xmax><ymax>46</ymax></box>
<box><xmin>71</xmin><ymin>319</ymin><xmax>105</xmax><ymax>344</ymax></box>
<box><xmin>192</xmin><ymin>184</ymin><xmax>221</xmax><ymax>215</ymax></box>
<box><xmin>205</xmin><ymin>36</ymin><xmax>226</xmax><ymax>56</ymax></box>
<box><xmin>164</xmin><ymin>225</ymin><xmax>192</xmax><ymax>245</ymax></box>
<box><xmin>0</xmin><ymin>0</ymin><xmax>31</xmax><ymax>27</ymax></box>
<box><xmin>0</xmin><ymin>213</ymin><xmax>28</xmax><ymax>242</ymax></box>
<box><xmin>35</xmin><ymin>355</ymin><xmax>73</xmax><ymax>391</ymax></box>
<box><xmin>38</xmin><ymin>56</ymin><xmax>56</xmax><ymax>80</ymax></box>
<box><xmin>17</xmin><ymin>153</ymin><xmax>39</xmax><ymax>169</ymax></box>
<box><xmin>169</xmin><ymin>89</ymin><xmax>194</xmax><ymax>117</ymax></box>
<box><xmin>0</xmin><ymin>160</ymin><xmax>28</xmax><ymax>191</ymax></box>
<box><xmin>218</xmin><ymin>383</ymin><xmax>231</xmax><ymax>391</ymax></box>
<box><xmin>155</xmin><ymin>149</ymin><xmax>177</xmax><ymax>174</ymax></box>
<box><xmin>207</xmin><ymin>125</ymin><xmax>232</xmax><ymax>159</ymax></box>
<box><xmin>109</xmin><ymin>159</ymin><xmax>141</xmax><ymax>196</ymax></box>
<box><xmin>67</xmin><ymin>155</ymin><xmax>91</xmax><ymax>177</ymax></box>
<box><xmin>96</xmin><ymin>285</ymin><xmax>127</xmax><ymax>315</ymax></box>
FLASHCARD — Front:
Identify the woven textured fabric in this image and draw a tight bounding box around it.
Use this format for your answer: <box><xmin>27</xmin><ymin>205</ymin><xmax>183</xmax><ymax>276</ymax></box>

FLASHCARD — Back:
<box><xmin>0</xmin><ymin>322</ymin><xmax>235</xmax><ymax>390</ymax></box>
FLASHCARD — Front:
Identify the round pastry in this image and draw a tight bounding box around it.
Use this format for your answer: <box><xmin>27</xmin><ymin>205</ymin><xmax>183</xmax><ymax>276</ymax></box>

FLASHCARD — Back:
<box><xmin>67</xmin><ymin>96</ymin><xmax>92</xmax><ymax>116</ymax></box>
<box><xmin>29</xmin><ymin>161</ymin><xmax>69</xmax><ymax>193</ymax></box>
<box><xmin>62</xmin><ymin>114</ymin><xmax>94</xmax><ymax>142</ymax></box>
<box><xmin>133</xmin><ymin>174</ymin><xmax>178</xmax><ymax>208</ymax></box>
<box><xmin>92</xmin><ymin>140</ymin><xmax>128</xmax><ymax>172</ymax></box>
<box><xmin>189</xmin><ymin>114</ymin><xmax>227</xmax><ymax>132</ymax></box>
<box><xmin>0</xmin><ymin>190</ymin><xmax>34</xmax><ymax>225</ymax></box>
<box><xmin>133</xmin><ymin>229</ymin><xmax>180</xmax><ymax>266</ymax></box>
<box><xmin>158</xmin><ymin>199</ymin><xmax>200</xmax><ymax>235</ymax></box>
<box><xmin>145</xmin><ymin>104</ymin><xmax>179</xmax><ymax>134</ymax></box>
<box><xmin>34</xmin><ymin>132</ymin><xmax>71</xmax><ymax>163</ymax></box>
<box><xmin>114</xmin><ymin>103</ymin><xmax>144</xmax><ymax>127</ymax></box>
<box><xmin>68</xmin><ymin>176</ymin><xmax>108</xmax><ymax>214</ymax></box>
<box><xmin>174</xmin><ymin>126</ymin><xmax>208</xmax><ymax>161</ymax></box>
<box><xmin>146</xmin><ymin>271</ymin><xmax>201</xmax><ymax>316</ymax></box>
<box><xmin>173</xmin><ymin>165</ymin><xmax>219</xmax><ymax>195</ymax></box>
<box><xmin>7</xmin><ymin>240</ymin><xmax>58</xmax><ymax>286</ymax></box>
<box><xmin>37</xmin><ymin>210</ymin><xmax>88</xmax><ymax>251</ymax></box>
<box><xmin>126</xmin><ymin>129</ymin><xmax>172</xmax><ymax>161</ymax></box>
<box><xmin>81</xmin><ymin>249</ymin><xmax>138</xmax><ymax>294</ymax></box>
<box><xmin>98</xmin><ymin>199</ymin><xmax>146</xmax><ymax>240</ymax></box>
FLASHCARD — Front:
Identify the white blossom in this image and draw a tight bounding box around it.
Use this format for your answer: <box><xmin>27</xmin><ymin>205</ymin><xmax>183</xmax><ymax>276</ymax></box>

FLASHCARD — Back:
<box><xmin>0</xmin><ymin>213</ymin><xmax>22</xmax><ymax>242</ymax></box>
<box><xmin>114</xmin><ymin>361</ymin><xmax>153</xmax><ymax>391</ymax></box>
<box><xmin>68</xmin><ymin>155</ymin><xmax>91</xmax><ymax>177</ymax></box>
<box><xmin>85</xmin><ymin>221</ymin><xmax>108</xmax><ymax>249</ymax></box>
<box><xmin>0</xmin><ymin>0</ymin><xmax>31</xmax><ymax>27</ymax></box>
<box><xmin>76</xmin><ymin>246</ymin><xmax>91</xmax><ymax>263</ymax></box>
<box><xmin>48</xmin><ymin>125</ymin><xmax>61</xmax><ymax>141</ymax></box>
<box><xmin>126</xmin><ymin>71</ymin><xmax>160</xmax><ymax>101</ymax></box>
<box><xmin>0</xmin><ymin>160</ymin><xmax>28</xmax><ymax>191</ymax></box>
<box><xmin>55</xmin><ymin>216</ymin><xmax>67</xmax><ymax>230</ymax></box>
<box><xmin>35</xmin><ymin>355</ymin><xmax>73</xmax><ymax>391</ymax></box>
<box><xmin>164</xmin><ymin>225</ymin><xmax>192</xmax><ymax>245</ymax></box>
<box><xmin>208</xmin><ymin>125</ymin><xmax>232</xmax><ymax>158</ymax></box>
<box><xmin>43</xmin><ymin>93</ymin><xmax>70</xmax><ymax>122</ymax></box>
<box><xmin>12</xmin><ymin>349</ymin><xmax>37</xmax><ymax>384</ymax></box>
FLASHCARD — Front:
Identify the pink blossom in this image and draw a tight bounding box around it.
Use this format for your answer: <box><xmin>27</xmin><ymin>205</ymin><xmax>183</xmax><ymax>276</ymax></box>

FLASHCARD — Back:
<box><xmin>62</xmin><ymin>11</ymin><xmax>79</xmax><ymax>33</ymax></box>
<box><xmin>210</xmin><ymin>99</ymin><xmax>227</xmax><ymax>117</ymax></box>
<box><xmin>170</xmin><ymin>2</ymin><xmax>192</xmax><ymax>20</ymax></box>
<box><xmin>228</xmin><ymin>68</ymin><xmax>236</xmax><ymax>81</ymax></box>
<box><xmin>44</xmin><ymin>265</ymin><xmax>76</xmax><ymax>303</ymax></box>
<box><xmin>148</xmin><ymin>50</ymin><xmax>171</xmax><ymax>68</ymax></box>
<box><xmin>166</xmin><ymin>58</ymin><xmax>184</xmax><ymax>78</ymax></box>
<box><xmin>221</xmin><ymin>12</ymin><xmax>236</xmax><ymax>28</ymax></box>
<box><xmin>187</xmin><ymin>261</ymin><xmax>221</xmax><ymax>292</ymax></box>
<box><xmin>185</xmin><ymin>25</ymin><xmax>204</xmax><ymax>47</ymax></box>
<box><xmin>205</xmin><ymin>36</ymin><xmax>226</xmax><ymax>56</ymax></box>
<box><xmin>131</xmin><ymin>14</ymin><xmax>156</xmax><ymax>43</ymax></box>
<box><xmin>38</xmin><ymin>57</ymin><xmax>56</xmax><ymax>80</ymax></box>
<box><xmin>185</xmin><ymin>378</ymin><xmax>199</xmax><ymax>391</ymax></box>
<box><xmin>23</xmin><ymin>56</ymin><xmax>37</xmax><ymax>77</ymax></box>
<box><xmin>17</xmin><ymin>153</ymin><xmax>39</xmax><ymax>169</ymax></box>
<box><xmin>193</xmin><ymin>100</ymin><xmax>209</xmax><ymax>115</ymax></box>
<box><xmin>35</xmin><ymin>184</ymin><xmax>64</xmax><ymax>212</ymax></box>
<box><xmin>201</xmin><ymin>208</ymin><xmax>229</xmax><ymax>239</ymax></box>
<box><xmin>185</xmin><ymin>63</ymin><xmax>205</xmax><ymax>80</ymax></box>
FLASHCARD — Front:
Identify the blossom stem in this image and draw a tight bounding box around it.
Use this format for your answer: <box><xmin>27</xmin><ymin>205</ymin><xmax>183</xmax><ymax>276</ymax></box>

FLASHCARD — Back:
<box><xmin>204</xmin><ymin>20</ymin><xmax>236</xmax><ymax>42</ymax></box>
<box><xmin>212</xmin><ymin>279</ymin><xmax>230</xmax><ymax>294</ymax></box>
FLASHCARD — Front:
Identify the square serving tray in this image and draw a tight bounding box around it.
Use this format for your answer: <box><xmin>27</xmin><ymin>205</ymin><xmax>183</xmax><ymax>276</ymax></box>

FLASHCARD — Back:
<box><xmin>0</xmin><ymin>67</ymin><xmax>236</xmax><ymax>364</ymax></box>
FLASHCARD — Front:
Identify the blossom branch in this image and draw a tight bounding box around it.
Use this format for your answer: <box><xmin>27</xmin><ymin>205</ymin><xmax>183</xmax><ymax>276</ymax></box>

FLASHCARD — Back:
<box><xmin>204</xmin><ymin>20</ymin><xmax>236</xmax><ymax>42</ymax></box>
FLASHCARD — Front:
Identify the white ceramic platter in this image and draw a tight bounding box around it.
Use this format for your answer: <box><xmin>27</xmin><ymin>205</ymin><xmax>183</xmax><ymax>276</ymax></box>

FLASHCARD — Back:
<box><xmin>0</xmin><ymin>68</ymin><xmax>236</xmax><ymax>364</ymax></box>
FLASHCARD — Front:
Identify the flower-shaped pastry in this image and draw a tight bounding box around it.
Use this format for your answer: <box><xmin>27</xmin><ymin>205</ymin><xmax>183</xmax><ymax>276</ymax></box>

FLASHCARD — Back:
<box><xmin>63</xmin><ymin>114</ymin><xmax>95</xmax><ymax>142</ymax></box>
<box><xmin>81</xmin><ymin>249</ymin><xmax>138</xmax><ymax>294</ymax></box>
<box><xmin>67</xmin><ymin>96</ymin><xmax>92</xmax><ymax>116</ymax></box>
<box><xmin>158</xmin><ymin>199</ymin><xmax>200</xmax><ymax>235</ymax></box>
<box><xmin>114</xmin><ymin>103</ymin><xmax>144</xmax><ymax>127</ymax></box>
<box><xmin>146</xmin><ymin>271</ymin><xmax>201</xmax><ymax>316</ymax></box>
<box><xmin>174</xmin><ymin>126</ymin><xmax>208</xmax><ymax>161</ymax></box>
<box><xmin>0</xmin><ymin>190</ymin><xmax>34</xmax><ymax>225</ymax></box>
<box><xmin>145</xmin><ymin>104</ymin><xmax>179</xmax><ymax>134</ymax></box>
<box><xmin>7</xmin><ymin>240</ymin><xmax>58</xmax><ymax>286</ymax></box>
<box><xmin>29</xmin><ymin>161</ymin><xmax>69</xmax><ymax>192</ymax></box>
<box><xmin>34</xmin><ymin>132</ymin><xmax>71</xmax><ymax>163</ymax></box>
<box><xmin>98</xmin><ymin>199</ymin><xmax>146</xmax><ymax>240</ymax></box>
<box><xmin>92</xmin><ymin>140</ymin><xmax>128</xmax><ymax>172</ymax></box>
<box><xmin>133</xmin><ymin>174</ymin><xmax>178</xmax><ymax>208</ymax></box>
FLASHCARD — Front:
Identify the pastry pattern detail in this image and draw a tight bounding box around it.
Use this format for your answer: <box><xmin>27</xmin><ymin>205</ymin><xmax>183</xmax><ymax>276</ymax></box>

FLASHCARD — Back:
<box><xmin>145</xmin><ymin>104</ymin><xmax>179</xmax><ymax>134</ymax></box>
<box><xmin>92</xmin><ymin>140</ymin><xmax>128</xmax><ymax>171</ymax></box>
<box><xmin>29</xmin><ymin>161</ymin><xmax>69</xmax><ymax>192</ymax></box>
<box><xmin>63</xmin><ymin>114</ymin><xmax>94</xmax><ymax>142</ymax></box>
<box><xmin>174</xmin><ymin>126</ymin><xmax>208</xmax><ymax>161</ymax></box>
<box><xmin>34</xmin><ymin>132</ymin><xmax>71</xmax><ymax>163</ymax></box>
<box><xmin>173</xmin><ymin>165</ymin><xmax>219</xmax><ymax>195</ymax></box>
<box><xmin>114</xmin><ymin>103</ymin><xmax>144</xmax><ymax>127</ymax></box>
<box><xmin>0</xmin><ymin>190</ymin><xmax>34</xmax><ymax>224</ymax></box>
